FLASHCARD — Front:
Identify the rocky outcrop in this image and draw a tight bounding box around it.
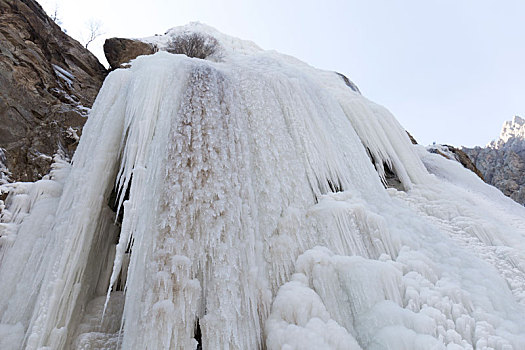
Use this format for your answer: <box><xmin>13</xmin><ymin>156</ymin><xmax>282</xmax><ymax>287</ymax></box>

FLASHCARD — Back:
<box><xmin>416</xmin><ymin>130</ymin><xmax>484</xmax><ymax>181</ymax></box>
<box><xmin>0</xmin><ymin>0</ymin><xmax>107</xmax><ymax>182</ymax></box>
<box><xmin>427</xmin><ymin>144</ymin><xmax>484</xmax><ymax>181</ymax></box>
<box><xmin>406</xmin><ymin>131</ymin><xmax>418</xmax><ymax>145</ymax></box>
<box><xmin>463</xmin><ymin>116</ymin><xmax>525</xmax><ymax>206</ymax></box>
<box><xmin>103</xmin><ymin>38</ymin><xmax>156</xmax><ymax>70</ymax></box>
<box><xmin>336</xmin><ymin>72</ymin><xmax>361</xmax><ymax>94</ymax></box>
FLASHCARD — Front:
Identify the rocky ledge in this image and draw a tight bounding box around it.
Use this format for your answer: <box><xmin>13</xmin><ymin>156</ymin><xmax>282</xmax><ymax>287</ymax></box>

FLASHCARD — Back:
<box><xmin>103</xmin><ymin>38</ymin><xmax>156</xmax><ymax>70</ymax></box>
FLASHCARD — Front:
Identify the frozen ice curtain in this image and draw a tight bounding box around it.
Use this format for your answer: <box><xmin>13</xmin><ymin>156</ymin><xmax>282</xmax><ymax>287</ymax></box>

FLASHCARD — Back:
<box><xmin>1</xmin><ymin>23</ymin><xmax>525</xmax><ymax>350</ymax></box>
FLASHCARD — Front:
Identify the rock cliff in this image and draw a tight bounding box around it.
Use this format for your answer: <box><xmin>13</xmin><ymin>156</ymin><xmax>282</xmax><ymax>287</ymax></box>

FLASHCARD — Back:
<box><xmin>0</xmin><ymin>0</ymin><xmax>107</xmax><ymax>182</ymax></box>
<box><xmin>463</xmin><ymin>116</ymin><xmax>525</xmax><ymax>206</ymax></box>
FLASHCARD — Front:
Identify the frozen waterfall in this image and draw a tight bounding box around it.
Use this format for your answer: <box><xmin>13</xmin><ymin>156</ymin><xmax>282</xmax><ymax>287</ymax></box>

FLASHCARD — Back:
<box><xmin>1</xmin><ymin>23</ymin><xmax>525</xmax><ymax>350</ymax></box>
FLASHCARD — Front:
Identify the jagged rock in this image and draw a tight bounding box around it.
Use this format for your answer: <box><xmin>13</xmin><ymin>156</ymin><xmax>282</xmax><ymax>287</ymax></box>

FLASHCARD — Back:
<box><xmin>427</xmin><ymin>144</ymin><xmax>484</xmax><ymax>181</ymax></box>
<box><xmin>103</xmin><ymin>38</ymin><xmax>156</xmax><ymax>70</ymax></box>
<box><xmin>463</xmin><ymin>116</ymin><xmax>525</xmax><ymax>206</ymax></box>
<box><xmin>335</xmin><ymin>72</ymin><xmax>361</xmax><ymax>93</ymax></box>
<box><xmin>0</xmin><ymin>0</ymin><xmax>107</xmax><ymax>182</ymax></box>
<box><xmin>406</xmin><ymin>131</ymin><xmax>418</xmax><ymax>145</ymax></box>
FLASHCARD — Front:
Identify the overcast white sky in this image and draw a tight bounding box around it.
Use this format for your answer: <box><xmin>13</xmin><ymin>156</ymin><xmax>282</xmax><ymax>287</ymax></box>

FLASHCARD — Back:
<box><xmin>38</xmin><ymin>0</ymin><xmax>525</xmax><ymax>147</ymax></box>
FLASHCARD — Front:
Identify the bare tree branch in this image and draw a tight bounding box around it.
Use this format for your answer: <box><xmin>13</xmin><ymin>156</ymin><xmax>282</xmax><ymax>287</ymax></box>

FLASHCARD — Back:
<box><xmin>49</xmin><ymin>2</ymin><xmax>62</xmax><ymax>26</ymax></box>
<box><xmin>85</xmin><ymin>19</ymin><xmax>104</xmax><ymax>49</ymax></box>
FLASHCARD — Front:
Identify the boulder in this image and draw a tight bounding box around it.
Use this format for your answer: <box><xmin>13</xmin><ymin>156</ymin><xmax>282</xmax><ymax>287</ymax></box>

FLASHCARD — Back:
<box><xmin>103</xmin><ymin>38</ymin><xmax>155</xmax><ymax>70</ymax></box>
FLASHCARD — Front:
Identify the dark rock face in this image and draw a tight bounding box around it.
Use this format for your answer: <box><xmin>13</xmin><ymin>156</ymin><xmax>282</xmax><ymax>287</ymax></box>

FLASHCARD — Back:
<box><xmin>104</xmin><ymin>38</ymin><xmax>155</xmax><ymax>70</ymax></box>
<box><xmin>0</xmin><ymin>0</ymin><xmax>107</xmax><ymax>182</ymax></box>
<box><xmin>336</xmin><ymin>72</ymin><xmax>361</xmax><ymax>94</ymax></box>
<box><xmin>463</xmin><ymin>117</ymin><xmax>525</xmax><ymax>206</ymax></box>
<box><xmin>406</xmin><ymin>131</ymin><xmax>418</xmax><ymax>145</ymax></box>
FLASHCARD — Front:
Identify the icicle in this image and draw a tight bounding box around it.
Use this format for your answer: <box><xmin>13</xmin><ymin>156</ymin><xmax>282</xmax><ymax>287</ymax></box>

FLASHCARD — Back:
<box><xmin>0</xmin><ymin>23</ymin><xmax>524</xmax><ymax>350</ymax></box>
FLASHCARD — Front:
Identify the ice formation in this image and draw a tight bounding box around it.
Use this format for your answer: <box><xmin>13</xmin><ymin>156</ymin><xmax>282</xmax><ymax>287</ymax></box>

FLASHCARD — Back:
<box><xmin>1</xmin><ymin>23</ymin><xmax>525</xmax><ymax>349</ymax></box>
<box><xmin>0</xmin><ymin>148</ymin><xmax>9</xmax><ymax>184</ymax></box>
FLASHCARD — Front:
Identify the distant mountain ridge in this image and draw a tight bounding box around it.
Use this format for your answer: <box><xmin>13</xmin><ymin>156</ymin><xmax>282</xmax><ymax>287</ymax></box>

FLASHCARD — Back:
<box><xmin>462</xmin><ymin>116</ymin><xmax>525</xmax><ymax>206</ymax></box>
<box><xmin>491</xmin><ymin>116</ymin><xmax>525</xmax><ymax>150</ymax></box>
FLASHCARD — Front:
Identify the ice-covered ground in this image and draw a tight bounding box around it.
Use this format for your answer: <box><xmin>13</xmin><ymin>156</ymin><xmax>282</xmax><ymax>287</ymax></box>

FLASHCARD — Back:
<box><xmin>1</xmin><ymin>23</ymin><xmax>525</xmax><ymax>349</ymax></box>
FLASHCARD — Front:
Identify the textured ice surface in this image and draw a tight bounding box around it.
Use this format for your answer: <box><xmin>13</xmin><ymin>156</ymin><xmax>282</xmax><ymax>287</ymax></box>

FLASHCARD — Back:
<box><xmin>1</xmin><ymin>23</ymin><xmax>525</xmax><ymax>349</ymax></box>
<box><xmin>0</xmin><ymin>148</ymin><xmax>9</xmax><ymax>184</ymax></box>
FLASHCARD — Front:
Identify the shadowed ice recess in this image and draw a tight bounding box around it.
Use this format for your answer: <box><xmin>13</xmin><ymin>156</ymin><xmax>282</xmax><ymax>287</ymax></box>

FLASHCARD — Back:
<box><xmin>1</xmin><ymin>23</ymin><xmax>525</xmax><ymax>350</ymax></box>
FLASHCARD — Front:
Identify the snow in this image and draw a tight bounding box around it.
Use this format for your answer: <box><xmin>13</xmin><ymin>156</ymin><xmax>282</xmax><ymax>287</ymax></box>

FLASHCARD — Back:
<box><xmin>427</xmin><ymin>143</ymin><xmax>459</xmax><ymax>161</ymax></box>
<box><xmin>66</xmin><ymin>127</ymin><xmax>80</xmax><ymax>143</ymax></box>
<box><xmin>1</xmin><ymin>23</ymin><xmax>525</xmax><ymax>349</ymax></box>
<box><xmin>52</xmin><ymin>64</ymin><xmax>75</xmax><ymax>88</ymax></box>
<box><xmin>50</xmin><ymin>65</ymin><xmax>91</xmax><ymax>117</ymax></box>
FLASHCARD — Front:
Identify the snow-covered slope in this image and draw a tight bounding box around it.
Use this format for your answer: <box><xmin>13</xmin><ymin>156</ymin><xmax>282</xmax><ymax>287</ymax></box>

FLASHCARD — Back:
<box><xmin>1</xmin><ymin>23</ymin><xmax>525</xmax><ymax>350</ymax></box>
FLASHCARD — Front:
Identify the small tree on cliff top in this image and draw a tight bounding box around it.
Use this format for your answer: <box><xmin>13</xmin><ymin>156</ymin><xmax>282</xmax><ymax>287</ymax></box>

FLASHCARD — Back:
<box><xmin>85</xmin><ymin>19</ymin><xmax>104</xmax><ymax>49</ymax></box>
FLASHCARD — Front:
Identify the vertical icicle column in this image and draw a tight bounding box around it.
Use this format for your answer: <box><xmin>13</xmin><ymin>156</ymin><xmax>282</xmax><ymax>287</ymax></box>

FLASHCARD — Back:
<box><xmin>119</xmin><ymin>58</ymin><xmax>271</xmax><ymax>349</ymax></box>
<box><xmin>18</xmin><ymin>70</ymin><xmax>132</xmax><ymax>349</ymax></box>
<box><xmin>0</xmin><ymin>158</ymin><xmax>71</xmax><ymax>349</ymax></box>
<box><xmin>97</xmin><ymin>53</ymin><xmax>194</xmax><ymax>349</ymax></box>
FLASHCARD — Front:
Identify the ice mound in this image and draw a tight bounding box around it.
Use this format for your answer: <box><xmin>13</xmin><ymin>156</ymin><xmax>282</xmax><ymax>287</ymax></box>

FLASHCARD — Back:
<box><xmin>1</xmin><ymin>23</ymin><xmax>525</xmax><ymax>349</ymax></box>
